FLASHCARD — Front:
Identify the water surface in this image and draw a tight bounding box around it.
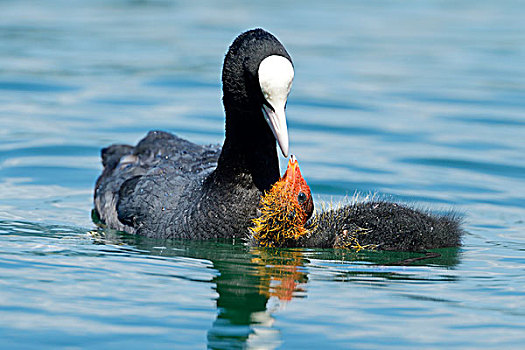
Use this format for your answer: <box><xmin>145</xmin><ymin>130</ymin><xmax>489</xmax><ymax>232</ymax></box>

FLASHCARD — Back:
<box><xmin>1</xmin><ymin>0</ymin><xmax>524</xmax><ymax>348</ymax></box>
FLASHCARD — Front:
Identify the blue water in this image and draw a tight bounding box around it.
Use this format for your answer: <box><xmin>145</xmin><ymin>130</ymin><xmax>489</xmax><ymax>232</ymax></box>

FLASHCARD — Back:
<box><xmin>1</xmin><ymin>0</ymin><xmax>524</xmax><ymax>348</ymax></box>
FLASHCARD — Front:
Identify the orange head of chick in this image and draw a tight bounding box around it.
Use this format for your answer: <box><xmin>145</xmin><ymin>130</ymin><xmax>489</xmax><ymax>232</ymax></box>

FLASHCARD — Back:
<box><xmin>251</xmin><ymin>155</ymin><xmax>314</xmax><ymax>247</ymax></box>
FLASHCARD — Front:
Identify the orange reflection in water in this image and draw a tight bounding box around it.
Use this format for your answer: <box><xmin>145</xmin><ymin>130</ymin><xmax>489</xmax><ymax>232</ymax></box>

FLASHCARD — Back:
<box><xmin>251</xmin><ymin>248</ymin><xmax>308</xmax><ymax>302</ymax></box>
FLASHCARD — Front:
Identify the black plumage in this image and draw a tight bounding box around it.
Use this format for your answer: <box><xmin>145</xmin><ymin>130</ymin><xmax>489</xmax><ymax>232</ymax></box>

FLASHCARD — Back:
<box><xmin>94</xmin><ymin>29</ymin><xmax>293</xmax><ymax>239</ymax></box>
<box><xmin>299</xmin><ymin>201</ymin><xmax>463</xmax><ymax>251</ymax></box>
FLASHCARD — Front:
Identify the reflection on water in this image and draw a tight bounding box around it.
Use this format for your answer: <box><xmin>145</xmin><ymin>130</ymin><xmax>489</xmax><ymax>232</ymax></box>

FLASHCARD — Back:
<box><xmin>94</xmin><ymin>228</ymin><xmax>461</xmax><ymax>349</ymax></box>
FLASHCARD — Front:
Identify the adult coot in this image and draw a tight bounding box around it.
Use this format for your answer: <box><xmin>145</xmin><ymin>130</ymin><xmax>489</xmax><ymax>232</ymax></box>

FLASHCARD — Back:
<box><xmin>94</xmin><ymin>29</ymin><xmax>294</xmax><ymax>239</ymax></box>
<box><xmin>250</xmin><ymin>156</ymin><xmax>463</xmax><ymax>251</ymax></box>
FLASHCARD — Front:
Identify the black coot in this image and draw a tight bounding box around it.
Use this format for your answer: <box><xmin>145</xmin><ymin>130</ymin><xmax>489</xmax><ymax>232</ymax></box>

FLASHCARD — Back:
<box><xmin>94</xmin><ymin>29</ymin><xmax>294</xmax><ymax>239</ymax></box>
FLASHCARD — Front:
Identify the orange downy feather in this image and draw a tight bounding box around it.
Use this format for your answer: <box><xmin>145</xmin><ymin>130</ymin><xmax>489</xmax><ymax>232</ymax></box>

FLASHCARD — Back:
<box><xmin>251</xmin><ymin>155</ymin><xmax>313</xmax><ymax>247</ymax></box>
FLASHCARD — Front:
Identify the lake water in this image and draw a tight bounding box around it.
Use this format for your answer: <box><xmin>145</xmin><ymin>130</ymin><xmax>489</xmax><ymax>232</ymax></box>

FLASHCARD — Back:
<box><xmin>1</xmin><ymin>0</ymin><xmax>524</xmax><ymax>348</ymax></box>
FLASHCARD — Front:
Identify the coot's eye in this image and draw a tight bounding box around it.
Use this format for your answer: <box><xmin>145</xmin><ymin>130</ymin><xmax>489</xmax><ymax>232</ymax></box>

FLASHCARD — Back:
<box><xmin>297</xmin><ymin>192</ymin><xmax>307</xmax><ymax>203</ymax></box>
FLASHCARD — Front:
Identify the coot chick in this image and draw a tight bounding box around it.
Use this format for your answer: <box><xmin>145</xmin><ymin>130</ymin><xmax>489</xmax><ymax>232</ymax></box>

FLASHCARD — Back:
<box><xmin>251</xmin><ymin>155</ymin><xmax>314</xmax><ymax>247</ymax></box>
<box><xmin>250</xmin><ymin>156</ymin><xmax>463</xmax><ymax>251</ymax></box>
<box><xmin>94</xmin><ymin>29</ymin><xmax>295</xmax><ymax>239</ymax></box>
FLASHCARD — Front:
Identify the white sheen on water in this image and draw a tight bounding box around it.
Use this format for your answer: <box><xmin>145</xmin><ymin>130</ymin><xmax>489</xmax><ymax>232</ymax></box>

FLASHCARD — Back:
<box><xmin>0</xmin><ymin>0</ymin><xmax>524</xmax><ymax>348</ymax></box>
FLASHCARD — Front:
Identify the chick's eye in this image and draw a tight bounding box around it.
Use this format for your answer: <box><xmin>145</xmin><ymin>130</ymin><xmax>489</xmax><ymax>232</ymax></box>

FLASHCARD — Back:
<box><xmin>297</xmin><ymin>192</ymin><xmax>307</xmax><ymax>203</ymax></box>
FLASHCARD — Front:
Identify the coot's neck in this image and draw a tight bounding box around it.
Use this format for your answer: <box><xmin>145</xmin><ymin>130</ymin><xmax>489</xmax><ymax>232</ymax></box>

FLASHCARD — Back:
<box><xmin>214</xmin><ymin>108</ymin><xmax>280</xmax><ymax>192</ymax></box>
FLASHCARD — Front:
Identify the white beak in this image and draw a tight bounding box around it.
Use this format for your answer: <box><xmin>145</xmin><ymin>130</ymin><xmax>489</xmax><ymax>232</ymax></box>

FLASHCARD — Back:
<box><xmin>262</xmin><ymin>104</ymin><xmax>289</xmax><ymax>157</ymax></box>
